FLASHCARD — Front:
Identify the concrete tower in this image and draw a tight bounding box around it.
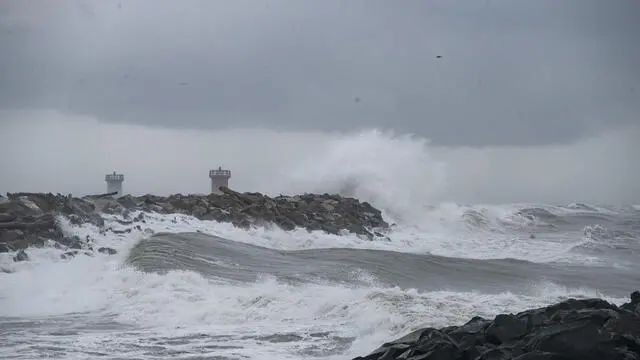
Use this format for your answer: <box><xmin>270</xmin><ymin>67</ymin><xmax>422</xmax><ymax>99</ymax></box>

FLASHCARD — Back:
<box><xmin>209</xmin><ymin>166</ymin><xmax>231</xmax><ymax>194</ymax></box>
<box><xmin>105</xmin><ymin>171</ymin><xmax>124</xmax><ymax>195</ymax></box>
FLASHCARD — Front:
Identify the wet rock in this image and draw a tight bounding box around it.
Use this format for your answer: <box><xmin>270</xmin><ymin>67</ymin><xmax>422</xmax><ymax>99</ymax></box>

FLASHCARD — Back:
<box><xmin>353</xmin><ymin>291</ymin><xmax>640</xmax><ymax>360</ymax></box>
<box><xmin>0</xmin><ymin>213</ymin><xmax>16</xmax><ymax>222</ymax></box>
<box><xmin>0</xmin><ymin>189</ymin><xmax>390</xmax><ymax>259</ymax></box>
<box><xmin>116</xmin><ymin>195</ymin><xmax>138</xmax><ymax>209</ymax></box>
<box><xmin>0</xmin><ymin>193</ymin><xmax>100</xmax><ymax>255</ymax></box>
<box><xmin>110</xmin><ymin>228</ymin><xmax>131</xmax><ymax>234</ymax></box>
<box><xmin>129</xmin><ymin>187</ymin><xmax>389</xmax><ymax>237</ymax></box>
<box><xmin>101</xmin><ymin>201</ymin><xmax>125</xmax><ymax>215</ymax></box>
<box><xmin>1</xmin><ymin>229</ymin><xmax>30</xmax><ymax>251</ymax></box>
<box><xmin>1</xmin><ymin>229</ymin><xmax>23</xmax><ymax>244</ymax></box>
<box><xmin>97</xmin><ymin>247</ymin><xmax>117</xmax><ymax>255</ymax></box>
<box><xmin>61</xmin><ymin>250</ymin><xmax>79</xmax><ymax>259</ymax></box>
<box><xmin>621</xmin><ymin>291</ymin><xmax>640</xmax><ymax>314</ymax></box>
<box><xmin>59</xmin><ymin>250</ymin><xmax>93</xmax><ymax>259</ymax></box>
<box><xmin>58</xmin><ymin>235</ymin><xmax>85</xmax><ymax>249</ymax></box>
<box><xmin>51</xmin><ymin>241</ymin><xmax>66</xmax><ymax>250</ymax></box>
<box><xmin>12</xmin><ymin>249</ymin><xmax>29</xmax><ymax>262</ymax></box>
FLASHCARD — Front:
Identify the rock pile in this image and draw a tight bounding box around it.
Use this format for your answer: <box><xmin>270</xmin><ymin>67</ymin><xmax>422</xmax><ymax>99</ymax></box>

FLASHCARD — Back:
<box><xmin>0</xmin><ymin>192</ymin><xmax>113</xmax><ymax>261</ymax></box>
<box><xmin>115</xmin><ymin>187</ymin><xmax>389</xmax><ymax>237</ymax></box>
<box><xmin>0</xmin><ymin>188</ymin><xmax>390</xmax><ymax>261</ymax></box>
<box><xmin>353</xmin><ymin>291</ymin><xmax>640</xmax><ymax>360</ymax></box>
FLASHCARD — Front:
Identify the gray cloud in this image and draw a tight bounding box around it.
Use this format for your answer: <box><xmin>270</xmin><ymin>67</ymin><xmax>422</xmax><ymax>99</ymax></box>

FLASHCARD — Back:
<box><xmin>0</xmin><ymin>0</ymin><xmax>639</xmax><ymax>146</ymax></box>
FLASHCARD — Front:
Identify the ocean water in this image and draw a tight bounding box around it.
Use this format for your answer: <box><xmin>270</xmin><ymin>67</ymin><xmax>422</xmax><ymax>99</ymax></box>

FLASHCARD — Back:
<box><xmin>1</xmin><ymin>203</ymin><xmax>638</xmax><ymax>359</ymax></box>
<box><xmin>1</xmin><ymin>131</ymin><xmax>639</xmax><ymax>359</ymax></box>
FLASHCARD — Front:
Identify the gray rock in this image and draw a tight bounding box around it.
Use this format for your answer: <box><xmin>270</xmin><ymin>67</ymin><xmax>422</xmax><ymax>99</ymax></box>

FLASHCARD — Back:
<box><xmin>0</xmin><ymin>189</ymin><xmax>390</xmax><ymax>260</ymax></box>
<box><xmin>101</xmin><ymin>201</ymin><xmax>125</xmax><ymax>215</ymax></box>
<box><xmin>1</xmin><ymin>229</ymin><xmax>23</xmax><ymax>243</ymax></box>
<box><xmin>0</xmin><ymin>243</ymin><xmax>11</xmax><ymax>253</ymax></box>
<box><xmin>0</xmin><ymin>193</ymin><xmax>100</xmax><ymax>256</ymax></box>
<box><xmin>116</xmin><ymin>195</ymin><xmax>139</xmax><ymax>209</ymax></box>
<box><xmin>60</xmin><ymin>250</ymin><xmax>79</xmax><ymax>259</ymax></box>
<box><xmin>97</xmin><ymin>247</ymin><xmax>117</xmax><ymax>255</ymax></box>
<box><xmin>0</xmin><ymin>213</ymin><xmax>16</xmax><ymax>222</ymax></box>
<box><xmin>12</xmin><ymin>249</ymin><xmax>29</xmax><ymax>262</ymax></box>
<box><xmin>131</xmin><ymin>187</ymin><xmax>389</xmax><ymax>237</ymax></box>
<box><xmin>352</xmin><ymin>291</ymin><xmax>640</xmax><ymax>360</ymax></box>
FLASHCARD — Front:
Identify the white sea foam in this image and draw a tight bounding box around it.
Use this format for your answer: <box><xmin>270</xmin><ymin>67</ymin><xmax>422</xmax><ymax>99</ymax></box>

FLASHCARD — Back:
<box><xmin>0</xmin><ymin>212</ymin><xmax>628</xmax><ymax>359</ymax></box>
<box><xmin>68</xmin><ymin>206</ymin><xmax>604</xmax><ymax>264</ymax></box>
<box><xmin>0</xmin><ymin>200</ymin><xmax>604</xmax><ymax>280</ymax></box>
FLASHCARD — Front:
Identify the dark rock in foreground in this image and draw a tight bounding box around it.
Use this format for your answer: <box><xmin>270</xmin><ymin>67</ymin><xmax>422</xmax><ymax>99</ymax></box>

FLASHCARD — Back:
<box><xmin>0</xmin><ymin>188</ymin><xmax>389</xmax><ymax>260</ymax></box>
<box><xmin>354</xmin><ymin>291</ymin><xmax>640</xmax><ymax>360</ymax></box>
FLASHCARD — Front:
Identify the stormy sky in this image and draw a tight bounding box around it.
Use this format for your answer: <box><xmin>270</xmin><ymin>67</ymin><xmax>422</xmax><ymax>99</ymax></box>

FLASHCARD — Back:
<box><xmin>0</xmin><ymin>0</ymin><xmax>638</xmax><ymax>204</ymax></box>
<box><xmin>2</xmin><ymin>0</ymin><xmax>639</xmax><ymax>145</ymax></box>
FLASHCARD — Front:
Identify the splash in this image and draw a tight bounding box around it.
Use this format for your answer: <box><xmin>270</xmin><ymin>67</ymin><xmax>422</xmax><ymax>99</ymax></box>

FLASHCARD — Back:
<box><xmin>284</xmin><ymin>129</ymin><xmax>447</xmax><ymax>224</ymax></box>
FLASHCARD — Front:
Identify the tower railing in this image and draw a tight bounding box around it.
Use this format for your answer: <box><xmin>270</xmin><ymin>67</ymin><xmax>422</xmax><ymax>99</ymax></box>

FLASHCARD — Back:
<box><xmin>105</xmin><ymin>174</ymin><xmax>124</xmax><ymax>181</ymax></box>
<box><xmin>209</xmin><ymin>169</ymin><xmax>231</xmax><ymax>177</ymax></box>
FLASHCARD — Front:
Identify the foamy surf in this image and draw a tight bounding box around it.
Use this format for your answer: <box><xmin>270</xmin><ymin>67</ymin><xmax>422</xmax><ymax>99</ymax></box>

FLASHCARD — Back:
<box><xmin>1</xmin><ymin>202</ymin><xmax>637</xmax><ymax>359</ymax></box>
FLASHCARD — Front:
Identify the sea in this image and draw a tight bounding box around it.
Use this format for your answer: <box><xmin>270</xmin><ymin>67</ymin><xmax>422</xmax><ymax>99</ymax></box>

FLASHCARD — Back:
<box><xmin>0</xmin><ymin>128</ymin><xmax>638</xmax><ymax>360</ymax></box>
<box><xmin>1</xmin><ymin>196</ymin><xmax>639</xmax><ymax>359</ymax></box>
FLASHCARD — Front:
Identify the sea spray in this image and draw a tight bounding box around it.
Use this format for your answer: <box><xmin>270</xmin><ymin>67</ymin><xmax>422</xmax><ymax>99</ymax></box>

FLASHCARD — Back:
<box><xmin>284</xmin><ymin>129</ymin><xmax>448</xmax><ymax>225</ymax></box>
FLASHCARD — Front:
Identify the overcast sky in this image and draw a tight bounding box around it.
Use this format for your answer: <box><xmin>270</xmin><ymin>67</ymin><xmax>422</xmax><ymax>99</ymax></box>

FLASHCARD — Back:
<box><xmin>1</xmin><ymin>0</ymin><xmax>638</xmax><ymax>146</ymax></box>
<box><xmin>1</xmin><ymin>112</ymin><xmax>639</xmax><ymax>206</ymax></box>
<box><xmin>0</xmin><ymin>0</ymin><xmax>638</xmax><ymax>205</ymax></box>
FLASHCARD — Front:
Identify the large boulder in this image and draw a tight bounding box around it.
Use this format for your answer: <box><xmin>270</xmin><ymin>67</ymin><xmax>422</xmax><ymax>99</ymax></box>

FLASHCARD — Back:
<box><xmin>0</xmin><ymin>193</ymin><xmax>108</xmax><ymax>258</ymax></box>
<box><xmin>353</xmin><ymin>291</ymin><xmax>640</xmax><ymax>360</ymax></box>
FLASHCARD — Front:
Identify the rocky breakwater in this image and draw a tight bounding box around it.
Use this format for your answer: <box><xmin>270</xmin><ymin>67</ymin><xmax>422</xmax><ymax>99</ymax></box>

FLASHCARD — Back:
<box><xmin>111</xmin><ymin>187</ymin><xmax>389</xmax><ymax>237</ymax></box>
<box><xmin>1</xmin><ymin>188</ymin><xmax>390</xmax><ymax>263</ymax></box>
<box><xmin>0</xmin><ymin>192</ymin><xmax>115</xmax><ymax>262</ymax></box>
<box><xmin>353</xmin><ymin>291</ymin><xmax>640</xmax><ymax>360</ymax></box>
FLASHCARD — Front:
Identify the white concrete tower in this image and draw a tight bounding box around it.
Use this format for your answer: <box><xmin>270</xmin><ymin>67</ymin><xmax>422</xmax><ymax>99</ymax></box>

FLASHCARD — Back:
<box><xmin>209</xmin><ymin>166</ymin><xmax>231</xmax><ymax>194</ymax></box>
<box><xmin>105</xmin><ymin>171</ymin><xmax>124</xmax><ymax>195</ymax></box>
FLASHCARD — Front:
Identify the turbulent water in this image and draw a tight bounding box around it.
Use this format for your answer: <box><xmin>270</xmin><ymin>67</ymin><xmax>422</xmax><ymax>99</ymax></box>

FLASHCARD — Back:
<box><xmin>1</xmin><ymin>132</ymin><xmax>639</xmax><ymax>360</ymax></box>
<box><xmin>1</xmin><ymin>202</ymin><xmax>638</xmax><ymax>359</ymax></box>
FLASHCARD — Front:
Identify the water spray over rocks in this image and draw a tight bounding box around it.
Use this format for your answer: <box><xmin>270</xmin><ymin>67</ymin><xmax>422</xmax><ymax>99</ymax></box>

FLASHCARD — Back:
<box><xmin>0</xmin><ymin>188</ymin><xmax>390</xmax><ymax>261</ymax></box>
